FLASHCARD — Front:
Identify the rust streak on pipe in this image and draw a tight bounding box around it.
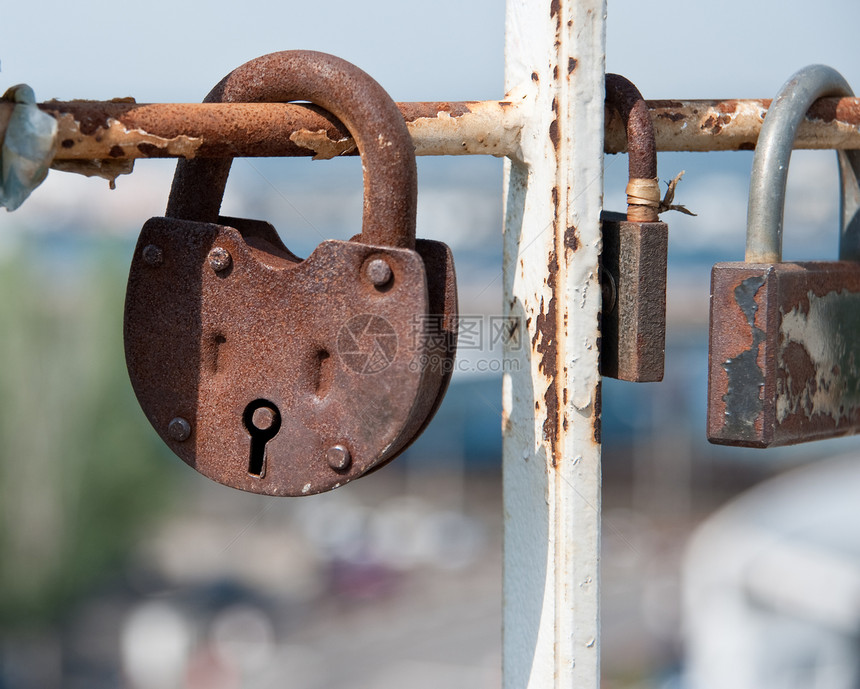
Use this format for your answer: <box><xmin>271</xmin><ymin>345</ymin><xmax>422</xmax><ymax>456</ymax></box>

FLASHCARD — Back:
<box><xmin>0</xmin><ymin>98</ymin><xmax>857</xmax><ymax>161</ymax></box>
<box><xmin>606</xmin><ymin>98</ymin><xmax>860</xmax><ymax>153</ymax></box>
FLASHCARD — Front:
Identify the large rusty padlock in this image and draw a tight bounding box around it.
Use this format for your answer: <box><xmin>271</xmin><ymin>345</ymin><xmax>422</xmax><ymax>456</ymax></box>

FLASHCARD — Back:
<box><xmin>601</xmin><ymin>74</ymin><xmax>668</xmax><ymax>382</ymax></box>
<box><xmin>708</xmin><ymin>65</ymin><xmax>860</xmax><ymax>447</ymax></box>
<box><xmin>125</xmin><ymin>51</ymin><xmax>457</xmax><ymax>495</ymax></box>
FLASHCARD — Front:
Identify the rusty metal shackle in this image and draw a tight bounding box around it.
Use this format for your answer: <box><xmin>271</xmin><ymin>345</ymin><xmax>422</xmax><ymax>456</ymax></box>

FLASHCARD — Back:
<box><xmin>605</xmin><ymin>74</ymin><xmax>659</xmax><ymax>223</ymax></box>
<box><xmin>165</xmin><ymin>50</ymin><xmax>417</xmax><ymax>249</ymax></box>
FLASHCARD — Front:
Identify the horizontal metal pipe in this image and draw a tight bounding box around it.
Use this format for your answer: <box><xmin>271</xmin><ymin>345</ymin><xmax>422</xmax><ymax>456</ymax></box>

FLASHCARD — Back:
<box><xmin>25</xmin><ymin>100</ymin><xmax>524</xmax><ymax>160</ymax></box>
<box><xmin>1</xmin><ymin>98</ymin><xmax>858</xmax><ymax>161</ymax></box>
<box><xmin>607</xmin><ymin>97</ymin><xmax>860</xmax><ymax>153</ymax></box>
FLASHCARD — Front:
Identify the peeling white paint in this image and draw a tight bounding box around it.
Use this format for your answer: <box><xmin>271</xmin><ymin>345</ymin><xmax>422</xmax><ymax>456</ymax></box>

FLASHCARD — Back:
<box><xmin>289</xmin><ymin>129</ymin><xmax>356</xmax><ymax>160</ymax></box>
<box><xmin>608</xmin><ymin>99</ymin><xmax>860</xmax><ymax>153</ymax></box>
<box><xmin>777</xmin><ymin>289</ymin><xmax>860</xmax><ymax>423</ymax></box>
<box><xmin>54</xmin><ymin>113</ymin><xmax>203</xmax><ymax>161</ymax></box>
<box><xmin>409</xmin><ymin>103</ymin><xmax>525</xmax><ymax>159</ymax></box>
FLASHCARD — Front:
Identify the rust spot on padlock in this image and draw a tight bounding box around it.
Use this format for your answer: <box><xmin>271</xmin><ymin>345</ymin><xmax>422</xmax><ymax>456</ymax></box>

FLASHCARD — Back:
<box><xmin>125</xmin><ymin>51</ymin><xmax>457</xmax><ymax>495</ymax></box>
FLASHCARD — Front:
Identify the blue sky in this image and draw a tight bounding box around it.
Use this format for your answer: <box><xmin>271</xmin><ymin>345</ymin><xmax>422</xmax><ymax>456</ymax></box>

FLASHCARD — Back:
<box><xmin>2</xmin><ymin>1</ymin><xmax>859</xmax><ymax>104</ymax></box>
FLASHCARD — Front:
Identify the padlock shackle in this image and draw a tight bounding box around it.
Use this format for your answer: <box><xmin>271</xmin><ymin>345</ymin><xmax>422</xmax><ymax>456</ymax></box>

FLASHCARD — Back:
<box><xmin>747</xmin><ymin>64</ymin><xmax>855</xmax><ymax>263</ymax></box>
<box><xmin>165</xmin><ymin>51</ymin><xmax>417</xmax><ymax>250</ymax></box>
<box><xmin>605</xmin><ymin>74</ymin><xmax>659</xmax><ymax>223</ymax></box>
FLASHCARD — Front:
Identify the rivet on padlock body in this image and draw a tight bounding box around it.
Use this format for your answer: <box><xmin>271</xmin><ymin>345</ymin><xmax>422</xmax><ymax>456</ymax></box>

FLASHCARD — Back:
<box><xmin>708</xmin><ymin>65</ymin><xmax>860</xmax><ymax>447</ymax></box>
<box><xmin>124</xmin><ymin>51</ymin><xmax>458</xmax><ymax>496</ymax></box>
<box><xmin>600</xmin><ymin>74</ymin><xmax>668</xmax><ymax>382</ymax></box>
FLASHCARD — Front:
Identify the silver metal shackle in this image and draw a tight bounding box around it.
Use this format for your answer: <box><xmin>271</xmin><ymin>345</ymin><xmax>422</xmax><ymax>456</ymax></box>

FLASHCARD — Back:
<box><xmin>746</xmin><ymin>64</ymin><xmax>860</xmax><ymax>263</ymax></box>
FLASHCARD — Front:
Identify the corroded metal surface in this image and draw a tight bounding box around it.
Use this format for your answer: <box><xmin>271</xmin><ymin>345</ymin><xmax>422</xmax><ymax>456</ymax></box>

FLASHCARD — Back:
<box><xmin>166</xmin><ymin>50</ymin><xmax>417</xmax><ymax>248</ymax></box>
<box><xmin>502</xmin><ymin>0</ymin><xmax>605</xmax><ymax>685</ymax></box>
<box><xmin>604</xmin><ymin>75</ymin><xmax>656</xmax><ymax>185</ymax></box>
<box><xmin>709</xmin><ymin>66</ymin><xmax>860</xmax><ymax>448</ymax></box>
<box><xmin>126</xmin><ymin>218</ymin><xmax>440</xmax><ymax>495</ymax></box>
<box><xmin>600</xmin><ymin>75</ymin><xmax>667</xmax><ymax>383</ymax></box>
<box><xmin>600</xmin><ymin>212</ymin><xmax>667</xmax><ymax>382</ymax></box>
<box><xmin>708</xmin><ymin>262</ymin><xmax>860</xmax><ymax>447</ymax></box>
<box><xmin>5</xmin><ymin>97</ymin><xmax>856</xmax><ymax>167</ymax></box>
<box><xmin>607</xmin><ymin>97</ymin><xmax>860</xmax><ymax>152</ymax></box>
<box><xmin>125</xmin><ymin>51</ymin><xmax>458</xmax><ymax>496</ymax></box>
<box><xmin>30</xmin><ymin>100</ymin><xmax>524</xmax><ymax>160</ymax></box>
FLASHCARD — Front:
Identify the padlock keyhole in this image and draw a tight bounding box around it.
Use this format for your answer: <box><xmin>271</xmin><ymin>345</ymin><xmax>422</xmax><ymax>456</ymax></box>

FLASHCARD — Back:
<box><xmin>243</xmin><ymin>400</ymin><xmax>281</xmax><ymax>478</ymax></box>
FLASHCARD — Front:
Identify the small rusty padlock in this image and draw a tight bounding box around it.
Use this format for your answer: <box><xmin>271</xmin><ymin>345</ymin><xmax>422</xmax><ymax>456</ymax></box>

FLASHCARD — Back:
<box><xmin>600</xmin><ymin>74</ymin><xmax>668</xmax><ymax>382</ymax></box>
<box><xmin>125</xmin><ymin>51</ymin><xmax>457</xmax><ymax>495</ymax></box>
<box><xmin>708</xmin><ymin>64</ymin><xmax>860</xmax><ymax>447</ymax></box>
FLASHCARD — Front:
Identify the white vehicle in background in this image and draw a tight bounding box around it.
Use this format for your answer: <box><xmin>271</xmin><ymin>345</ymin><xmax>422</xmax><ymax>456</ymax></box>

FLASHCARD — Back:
<box><xmin>684</xmin><ymin>453</ymin><xmax>860</xmax><ymax>689</ymax></box>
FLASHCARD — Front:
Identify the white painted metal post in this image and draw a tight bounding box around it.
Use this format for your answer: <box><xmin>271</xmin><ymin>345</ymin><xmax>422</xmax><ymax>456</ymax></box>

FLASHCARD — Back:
<box><xmin>502</xmin><ymin>0</ymin><xmax>606</xmax><ymax>687</ymax></box>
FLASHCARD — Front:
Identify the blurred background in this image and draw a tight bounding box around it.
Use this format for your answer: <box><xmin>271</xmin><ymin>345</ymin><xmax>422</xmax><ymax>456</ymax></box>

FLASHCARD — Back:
<box><xmin>2</xmin><ymin>1</ymin><xmax>860</xmax><ymax>687</ymax></box>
